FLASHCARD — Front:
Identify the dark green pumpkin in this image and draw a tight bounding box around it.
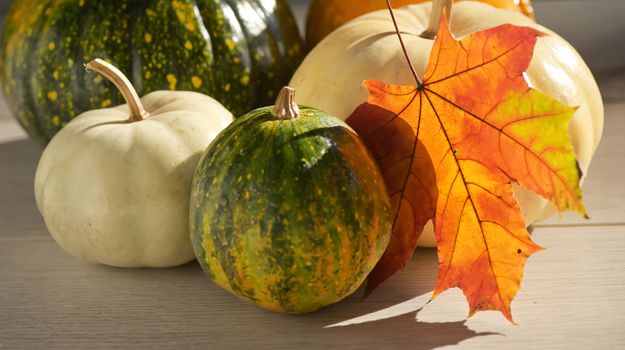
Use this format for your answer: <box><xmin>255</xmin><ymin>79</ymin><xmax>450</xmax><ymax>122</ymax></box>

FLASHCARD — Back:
<box><xmin>190</xmin><ymin>87</ymin><xmax>392</xmax><ymax>313</ymax></box>
<box><xmin>0</xmin><ymin>0</ymin><xmax>303</xmax><ymax>144</ymax></box>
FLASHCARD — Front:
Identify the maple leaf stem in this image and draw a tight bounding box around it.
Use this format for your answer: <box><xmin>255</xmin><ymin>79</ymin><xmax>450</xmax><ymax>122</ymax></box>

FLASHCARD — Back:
<box><xmin>349</xmin><ymin>10</ymin><xmax>582</xmax><ymax>323</ymax></box>
<box><xmin>384</xmin><ymin>0</ymin><xmax>423</xmax><ymax>87</ymax></box>
<box><xmin>421</xmin><ymin>0</ymin><xmax>453</xmax><ymax>40</ymax></box>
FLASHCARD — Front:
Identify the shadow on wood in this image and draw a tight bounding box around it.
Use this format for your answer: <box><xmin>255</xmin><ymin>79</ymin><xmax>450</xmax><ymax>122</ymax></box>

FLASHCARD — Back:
<box><xmin>0</xmin><ymin>137</ymin><xmax>498</xmax><ymax>349</ymax></box>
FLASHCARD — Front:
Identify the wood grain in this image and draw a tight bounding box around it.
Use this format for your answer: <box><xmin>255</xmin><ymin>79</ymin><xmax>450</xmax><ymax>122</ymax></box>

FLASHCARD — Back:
<box><xmin>1</xmin><ymin>227</ymin><xmax>625</xmax><ymax>349</ymax></box>
<box><xmin>1</xmin><ymin>58</ymin><xmax>624</xmax><ymax>350</ymax></box>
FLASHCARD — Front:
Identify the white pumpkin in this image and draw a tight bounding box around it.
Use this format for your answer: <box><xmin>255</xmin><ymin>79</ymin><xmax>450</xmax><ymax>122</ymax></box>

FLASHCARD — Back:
<box><xmin>290</xmin><ymin>0</ymin><xmax>604</xmax><ymax>247</ymax></box>
<box><xmin>34</xmin><ymin>59</ymin><xmax>233</xmax><ymax>267</ymax></box>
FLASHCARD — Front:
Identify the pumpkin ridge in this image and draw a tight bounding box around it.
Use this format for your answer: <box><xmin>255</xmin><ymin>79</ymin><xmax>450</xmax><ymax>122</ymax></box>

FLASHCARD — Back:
<box><xmin>2</xmin><ymin>0</ymin><xmax>303</xmax><ymax>143</ymax></box>
<box><xmin>126</xmin><ymin>1</ymin><xmax>149</xmax><ymax>93</ymax></box>
<box><xmin>191</xmin><ymin>103</ymin><xmax>392</xmax><ymax>313</ymax></box>
<box><xmin>4</xmin><ymin>1</ymin><xmax>51</xmax><ymax>143</ymax></box>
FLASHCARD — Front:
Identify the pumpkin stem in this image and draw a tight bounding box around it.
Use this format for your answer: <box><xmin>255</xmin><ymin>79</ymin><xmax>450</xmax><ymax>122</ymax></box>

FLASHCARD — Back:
<box><xmin>84</xmin><ymin>58</ymin><xmax>149</xmax><ymax>122</ymax></box>
<box><xmin>421</xmin><ymin>0</ymin><xmax>453</xmax><ymax>40</ymax></box>
<box><xmin>272</xmin><ymin>86</ymin><xmax>300</xmax><ymax>120</ymax></box>
<box><xmin>385</xmin><ymin>0</ymin><xmax>423</xmax><ymax>87</ymax></box>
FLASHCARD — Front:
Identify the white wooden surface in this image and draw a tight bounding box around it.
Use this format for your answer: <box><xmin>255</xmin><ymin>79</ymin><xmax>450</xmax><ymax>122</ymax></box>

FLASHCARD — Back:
<box><xmin>1</xmin><ymin>5</ymin><xmax>625</xmax><ymax>344</ymax></box>
<box><xmin>2</xmin><ymin>77</ymin><xmax>625</xmax><ymax>349</ymax></box>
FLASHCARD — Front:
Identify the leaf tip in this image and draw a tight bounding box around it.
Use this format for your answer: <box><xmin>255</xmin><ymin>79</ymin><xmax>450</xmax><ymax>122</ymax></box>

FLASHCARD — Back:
<box><xmin>430</xmin><ymin>287</ymin><xmax>444</xmax><ymax>302</ymax></box>
<box><xmin>468</xmin><ymin>305</ymin><xmax>516</xmax><ymax>325</ymax></box>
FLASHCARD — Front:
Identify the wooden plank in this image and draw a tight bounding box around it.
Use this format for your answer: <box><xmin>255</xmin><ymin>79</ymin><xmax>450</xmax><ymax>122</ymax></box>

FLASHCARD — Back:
<box><xmin>1</xmin><ymin>30</ymin><xmax>624</xmax><ymax>350</ymax></box>
<box><xmin>1</xmin><ymin>226</ymin><xmax>624</xmax><ymax>349</ymax></box>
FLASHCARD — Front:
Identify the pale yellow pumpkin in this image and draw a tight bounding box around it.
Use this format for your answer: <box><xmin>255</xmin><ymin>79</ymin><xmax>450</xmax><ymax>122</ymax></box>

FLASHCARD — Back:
<box><xmin>290</xmin><ymin>1</ymin><xmax>603</xmax><ymax>247</ymax></box>
<box><xmin>35</xmin><ymin>60</ymin><xmax>233</xmax><ymax>267</ymax></box>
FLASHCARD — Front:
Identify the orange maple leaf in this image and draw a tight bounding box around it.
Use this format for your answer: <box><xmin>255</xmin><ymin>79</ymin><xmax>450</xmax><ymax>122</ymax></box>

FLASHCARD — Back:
<box><xmin>347</xmin><ymin>15</ymin><xmax>584</xmax><ymax>322</ymax></box>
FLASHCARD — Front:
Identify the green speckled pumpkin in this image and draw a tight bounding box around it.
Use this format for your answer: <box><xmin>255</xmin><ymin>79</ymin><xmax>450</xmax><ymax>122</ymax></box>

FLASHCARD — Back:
<box><xmin>0</xmin><ymin>0</ymin><xmax>303</xmax><ymax>144</ymax></box>
<box><xmin>190</xmin><ymin>87</ymin><xmax>392</xmax><ymax>313</ymax></box>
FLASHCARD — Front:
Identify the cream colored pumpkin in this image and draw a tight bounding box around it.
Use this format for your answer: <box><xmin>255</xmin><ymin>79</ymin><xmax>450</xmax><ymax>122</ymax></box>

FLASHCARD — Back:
<box><xmin>290</xmin><ymin>1</ymin><xmax>604</xmax><ymax>247</ymax></box>
<box><xmin>35</xmin><ymin>59</ymin><xmax>233</xmax><ymax>267</ymax></box>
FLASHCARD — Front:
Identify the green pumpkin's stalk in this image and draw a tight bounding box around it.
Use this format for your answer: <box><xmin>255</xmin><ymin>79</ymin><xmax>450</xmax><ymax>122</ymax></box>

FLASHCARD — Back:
<box><xmin>272</xmin><ymin>86</ymin><xmax>300</xmax><ymax>120</ymax></box>
<box><xmin>84</xmin><ymin>58</ymin><xmax>149</xmax><ymax>122</ymax></box>
<box><xmin>421</xmin><ymin>0</ymin><xmax>453</xmax><ymax>40</ymax></box>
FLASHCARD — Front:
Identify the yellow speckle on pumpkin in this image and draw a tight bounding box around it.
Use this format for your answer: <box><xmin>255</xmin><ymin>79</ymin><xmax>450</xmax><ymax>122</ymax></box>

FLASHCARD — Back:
<box><xmin>48</xmin><ymin>42</ymin><xmax>55</xmax><ymax>50</ymax></box>
<box><xmin>191</xmin><ymin>76</ymin><xmax>202</xmax><ymax>88</ymax></box>
<box><xmin>52</xmin><ymin>71</ymin><xmax>59</xmax><ymax>80</ymax></box>
<box><xmin>240</xmin><ymin>75</ymin><xmax>250</xmax><ymax>86</ymax></box>
<box><xmin>224</xmin><ymin>83</ymin><xmax>231</xmax><ymax>92</ymax></box>
<box><xmin>101</xmin><ymin>99</ymin><xmax>112</xmax><ymax>107</ymax></box>
<box><xmin>52</xmin><ymin>116</ymin><xmax>60</xmax><ymax>126</ymax></box>
<box><xmin>166</xmin><ymin>74</ymin><xmax>178</xmax><ymax>90</ymax></box>
<box><xmin>47</xmin><ymin>91</ymin><xmax>58</xmax><ymax>101</ymax></box>
<box><xmin>225</xmin><ymin>39</ymin><xmax>236</xmax><ymax>51</ymax></box>
<box><xmin>184</xmin><ymin>41</ymin><xmax>193</xmax><ymax>50</ymax></box>
<box><xmin>144</xmin><ymin>33</ymin><xmax>153</xmax><ymax>43</ymax></box>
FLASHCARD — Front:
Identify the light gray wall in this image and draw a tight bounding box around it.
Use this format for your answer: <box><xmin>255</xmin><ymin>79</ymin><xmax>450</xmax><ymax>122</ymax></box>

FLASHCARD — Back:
<box><xmin>533</xmin><ymin>0</ymin><xmax>625</xmax><ymax>73</ymax></box>
<box><xmin>0</xmin><ymin>0</ymin><xmax>623</xmax><ymax>73</ymax></box>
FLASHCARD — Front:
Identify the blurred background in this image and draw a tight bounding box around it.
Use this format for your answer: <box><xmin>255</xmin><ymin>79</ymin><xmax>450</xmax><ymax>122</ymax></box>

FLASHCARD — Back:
<box><xmin>0</xmin><ymin>0</ymin><xmax>623</xmax><ymax>131</ymax></box>
<box><xmin>1</xmin><ymin>0</ymin><xmax>624</xmax><ymax>73</ymax></box>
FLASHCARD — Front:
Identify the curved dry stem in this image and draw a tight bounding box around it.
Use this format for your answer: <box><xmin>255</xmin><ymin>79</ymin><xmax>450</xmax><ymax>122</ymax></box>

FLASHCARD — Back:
<box><xmin>85</xmin><ymin>58</ymin><xmax>149</xmax><ymax>122</ymax></box>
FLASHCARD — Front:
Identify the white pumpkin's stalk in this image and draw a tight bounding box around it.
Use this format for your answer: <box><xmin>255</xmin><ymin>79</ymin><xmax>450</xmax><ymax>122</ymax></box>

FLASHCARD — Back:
<box><xmin>272</xmin><ymin>86</ymin><xmax>300</xmax><ymax>120</ymax></box>
<box><xmin>385</xmin><ymin>0</ymin><xmax>423</xmax><ymax>88</ymax></box>
<box><xmin>421</xmin><ymin>0</ymin><xmax>453</xmax><ymax>40</ymax></box>
<box><xmin>84</xmin><ymin>58</ymin><xmax>149</xmax><ymax>122</ymax></box>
